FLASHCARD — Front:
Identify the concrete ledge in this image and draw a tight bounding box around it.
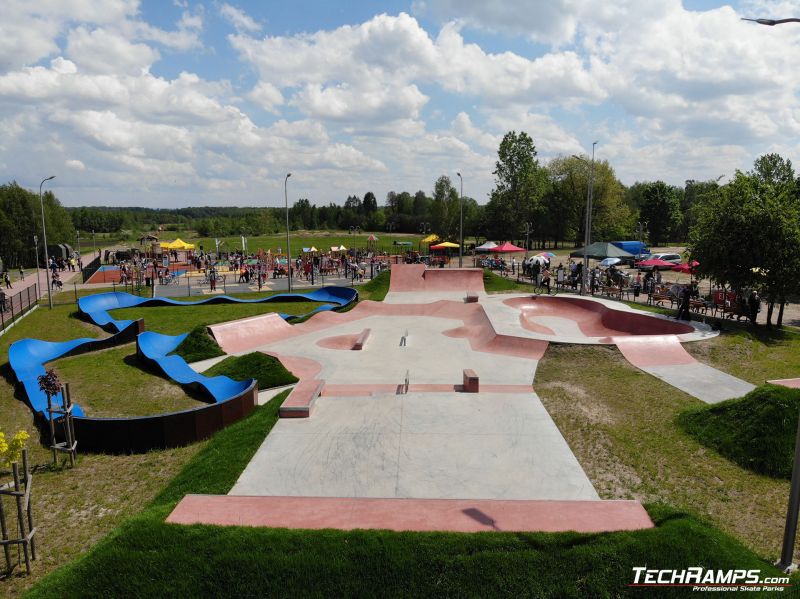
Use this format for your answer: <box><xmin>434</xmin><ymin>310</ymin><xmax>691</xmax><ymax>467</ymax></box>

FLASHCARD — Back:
<box><xmin>463</xmin><ymin>369</ymin><xmax>479</xmax><ymax>393</ymax></box>
<box><xmin>279</xmin><ymin>379</ymin><xmax>325</xmax><ymax>418</ymax></box>
<box><xmin>168</xmin><ymin>495</ymin><xmax>654</xmax><ymax>534</ymax></box>
<box><xmin>465</xmin><ymin>292</ymin><xmax>479</xmax><ymax>303</ymax></box>
<box><xmin>352</xmin><ymin>328</ymin><xmax>371</xmax><ymax>350</ymax></box>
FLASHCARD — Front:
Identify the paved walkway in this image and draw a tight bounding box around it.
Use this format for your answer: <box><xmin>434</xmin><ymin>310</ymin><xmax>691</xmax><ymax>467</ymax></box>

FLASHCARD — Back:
<box><xmin>231</xmin><ymin>392</ymin><xmax>598</xmax><ymax>500</ymax></box>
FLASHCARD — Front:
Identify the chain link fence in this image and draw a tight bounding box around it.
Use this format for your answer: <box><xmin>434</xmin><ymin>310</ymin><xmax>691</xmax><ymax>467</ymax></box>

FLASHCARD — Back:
<box><xmin>0</xmin><ymin>283</ymin><xmax>40</xmax><ymax>335</ymax></box>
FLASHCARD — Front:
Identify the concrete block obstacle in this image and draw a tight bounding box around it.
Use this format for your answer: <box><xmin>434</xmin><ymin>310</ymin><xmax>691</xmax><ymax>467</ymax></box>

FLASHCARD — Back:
<box><xmin>352</xmin><ymin>328</ymin><xmax>370</xmax><ymax>350</ymax></box>
<box><xmin>279</xmin><ymin>379</ymin><xmax>326</xmax><ymax>418</ymax></box>
<box><xmin>462</xmin><ymin>369</ymin><xmax>479</xmax><ymax>392</ymax></box>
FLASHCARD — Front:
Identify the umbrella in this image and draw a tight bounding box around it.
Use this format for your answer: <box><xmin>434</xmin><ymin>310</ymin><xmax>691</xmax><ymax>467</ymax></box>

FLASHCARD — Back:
<box><xmin>528</xmin><ymin>255</ymin><xmax>548</xmax><ymax>264</ymax></box>
<box><xmin>600</xmin><ymin>257</ymin><xmax>621</xmax><ymax>267</ymax></box>
<box><xmin>673</xmin><ymin>261</ymin><xmax>699</xmax><ymax>274</ymax></box>
<box><xmin>637</xmin><ymin>258</ymin><xmax>676</xmax><ymax>268</ymax></box>
<box><xmin>490</xmin><ymin>241</ymin><xmax>526</xmax><ymax>252</ymax></box>
<box><xmin>422</xmin><ymin>234</ymin><xmax>440</xmax><ymax>243</ymax></box>
<box><xmin>537</xmin><ymin>251</ymin><xmax>556</xmax><ymax>257</ymax></box>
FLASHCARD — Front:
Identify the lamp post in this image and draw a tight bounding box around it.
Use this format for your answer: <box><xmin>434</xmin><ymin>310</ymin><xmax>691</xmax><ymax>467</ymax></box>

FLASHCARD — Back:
<box><xmin>39</xmin><ymin>176</ymin><xmax>55</xmax><ymax>309</ymax></box>
<box><xmin>284</xmin><ymin>173</ymin><xmax>292</xmax><ymax>293</ymax></box>
<box><xmin>457</xmin><ymin>172</ymin><xmax>463</xmax><ymax>268</ymax></box>
<box><xmin>91</xmin><ymin>229</ymin><xmax>96</xmax><ymax>261</ymax></box>
<box><xmin>741</xmin><ymin>14</ymin><xmax>800</xmax><ymax>571</ymax></box>
<box><xmin>573</xmin><ymin>143</ymin><xmax>597</xmax><ymax>295</ymax></box>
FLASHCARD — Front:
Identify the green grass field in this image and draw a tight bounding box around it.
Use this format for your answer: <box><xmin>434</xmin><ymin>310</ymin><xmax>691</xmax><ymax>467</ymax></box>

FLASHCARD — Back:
<box><xmin>203</xmin><ymin>352</ymin><xmax>298</xmax><ymax>390</ymax></box>
<box><xmin>678</xmin><ymin>384</ymin><xmax>800</xmax><ymax>479</ymax></box>
<box><xmin>24</xmin><ymin>395</ymin><xmax>790</xmax><ymax>598</ymax></box>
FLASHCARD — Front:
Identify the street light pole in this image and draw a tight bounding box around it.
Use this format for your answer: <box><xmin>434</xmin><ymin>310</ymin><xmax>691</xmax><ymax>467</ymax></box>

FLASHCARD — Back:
<box><xmin>741</xmin><ymin>14</ymin><xmax>800</xmax><ymax>571</ymax></box>
<box><xmin>574</xmin><ymin>143</ymin><xmax>597</xmax><ymax>295</ymax></box>
<box><xmin>39</xmin><ymin>176</ymin><xmax>55</xmax><ymax>309</ymax></box>
<box><xmin>284</xmin><ymin>173</ymin><xmax>292</xmax><ymax>293</ymax></box>
<box><xmin>457</xmin><ymin>172</ymin><xmax>463</xmax><ymax>268</ymax></box>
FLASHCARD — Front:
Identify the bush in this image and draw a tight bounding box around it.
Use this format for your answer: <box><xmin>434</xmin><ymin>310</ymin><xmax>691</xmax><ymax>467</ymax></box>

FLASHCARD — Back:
<box><xmin>677</xmin><ymin>384</ymin><xmax>800</xmax><ymax>478</ymax></box>
<box><xmin>203</xmin><ymin>352</ymin><xmax>298</xmax><ymax>390</ymax></box>
<box><xmin>172</xmin><ymin>325</ymin><xmax>225</xmax><ymax>363</ymax></box>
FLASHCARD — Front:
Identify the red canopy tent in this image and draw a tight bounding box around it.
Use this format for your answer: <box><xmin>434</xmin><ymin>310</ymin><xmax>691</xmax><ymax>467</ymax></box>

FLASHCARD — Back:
<box><xmin>673</xmin><ymin>261</ymin><xmax>699</xmax><ymax>274</ymax></box>
<box><xmin>490</xmin><ymin>241</ymin><xmax>526</xmax><ymax>252</ymax></box>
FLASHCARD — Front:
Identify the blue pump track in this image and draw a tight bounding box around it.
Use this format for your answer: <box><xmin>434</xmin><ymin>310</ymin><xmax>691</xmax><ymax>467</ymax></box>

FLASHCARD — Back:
<box><xmin>8</xmin><ymin>287</ymin><xmax>357</xmax><ymax>452</ymax></box>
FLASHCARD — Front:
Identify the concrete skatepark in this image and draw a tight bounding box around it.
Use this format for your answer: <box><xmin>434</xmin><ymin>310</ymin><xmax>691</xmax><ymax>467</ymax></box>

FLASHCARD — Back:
<box><xmin>169</xmin><ymin>264</ymin><xmax>760</xmax><ymax>534</ymax></box>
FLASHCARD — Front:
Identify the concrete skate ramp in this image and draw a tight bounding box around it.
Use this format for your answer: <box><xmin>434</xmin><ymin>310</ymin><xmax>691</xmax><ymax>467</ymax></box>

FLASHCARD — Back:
<box><xmin>615</xmin><ymin>336</ymin><xmax>756</xmax><ymax>404</ymax></box>
<box><xmin>389</xmin><ymin>264</ymin><xmax>485</xmax><ymax>293</ymax></box>
<box><xmin>504</xmin><ymin>296</ymin><xmax>694</xmax><ymax>340</ymax></box>
<box><xmin>211</xmin><ymin>299</ymin><xmax>547</xmax><ymax>362</ymax></box>
<box><xmin>210</xmin><ymin>313</ymin><xmax>297</xmax><ymax>354</ymax></box>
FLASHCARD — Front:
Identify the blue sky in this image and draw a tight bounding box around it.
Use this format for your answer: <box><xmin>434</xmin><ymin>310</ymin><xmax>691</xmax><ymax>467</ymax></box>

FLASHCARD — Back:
<box><xmin>0</xmin><ymin>0</ymin><xmax>798</xmax><ymax>208</ymax></box>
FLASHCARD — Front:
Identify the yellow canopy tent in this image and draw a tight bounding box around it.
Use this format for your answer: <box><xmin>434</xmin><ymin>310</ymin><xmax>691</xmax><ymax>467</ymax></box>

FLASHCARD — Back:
<box><xmin>421</xmin><ymin>233</ymin><xmax>440</xmax><ymax>244</ymax></box>
<box><xmin>160</xmin><ymin>238</ymin><xmax>196</xmax><ymax>250</ymax></box>
<box><xmin>430</xmin><ymin>241</ymin><xmax>459</xmax><ymax>249</ymax></box>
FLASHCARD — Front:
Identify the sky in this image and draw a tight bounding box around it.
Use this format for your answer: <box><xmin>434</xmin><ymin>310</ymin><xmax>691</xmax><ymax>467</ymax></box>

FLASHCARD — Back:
<box><xmin>0</xmin><ymin>0</ymin><xmax>799</xmax><ymax>208</ymax></box>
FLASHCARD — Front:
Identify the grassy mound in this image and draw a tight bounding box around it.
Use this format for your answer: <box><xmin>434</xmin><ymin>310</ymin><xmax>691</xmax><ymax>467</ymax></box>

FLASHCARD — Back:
<box><xmin>203</xmin><ymin>352</ymin><xmax>298</xmax><ymax>390</ymax></box>
<box><xmin>677</xmin><ymin>384</ymin><xmax>800</xmax><ymax>478</ymax></box>
<box><xmin>172</xmin><ymin>325</ymin><xmax>225</xmax><ymax>363</ymax></box>
<box><xmin>27</xmin><ymin>393</ymin><xmax>788</xmax><ymax>597</ymax></box>
<box><xmin>359</xmin><ymin>268</ymin><xmax>390</xmax><ymax>301</ymax></box>
<box><xmin>482</xmin><ymin>268</ymin><xmax>530</xmax><ymax>293</ymax></box>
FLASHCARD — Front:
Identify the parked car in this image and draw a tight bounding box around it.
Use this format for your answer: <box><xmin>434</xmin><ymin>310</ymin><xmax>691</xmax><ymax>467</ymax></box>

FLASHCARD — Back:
<box><xmin>636</xmin><ymin>252</ymin><xmax>682</xmax><ymax>271</ymax></box>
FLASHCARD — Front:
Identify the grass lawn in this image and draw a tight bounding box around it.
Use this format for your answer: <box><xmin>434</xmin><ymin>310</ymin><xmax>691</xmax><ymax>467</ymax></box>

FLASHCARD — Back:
<box><xmin>173</xmin><ymin>325</ymin><xmax>225</xmax><ymax>363</ymax></box>
<box><xmin>53</xmin><ymin>343</ymin><xmax>202</xmax><ymax>418</ymax></box>
<box><xmin>111</xmin><ymin>300</ymin><xmax>329</xmax><ymax>336</ymax></box>
<box><xmin>203</xmin><ymin>352</ymin><xmax>298</xmax><ymax>390</ymax></box>
<box><xmin>483</xmin><ymin>269</ymin><xmax>535</xmax><ymax>294</ymax></box>
<box><xmin>534</xmin><ymin>342</ymin><xmax>795</xmax><ymax>564</ymax></box>
<box><xmin>684</xmin><ymin>324</ymin><xmax>800</xmax><ymax>385</ymax></box>
<box><xmin>358</xmin><ymin>268</ymin><xmax>389</xmax><ymax>301</ymax></box>
<box><xmin>0</xmin><ymin>306</ymin><xmax>203</xmax><ymax>597</ymax></box>
<box><xmin>678</xmin><ymin>384</ymin><xmax>800</xmax><ymax>479</ymax></box>
<box><xmin>25</xmin><ymin>393</ymin><xmax>790</xmax><ymax>598</ymax></box>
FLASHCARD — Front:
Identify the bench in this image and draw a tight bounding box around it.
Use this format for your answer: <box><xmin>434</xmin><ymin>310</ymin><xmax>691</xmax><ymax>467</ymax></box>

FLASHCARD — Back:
<box><xmin>352</xmin><ymin>328</ymin><xmax>371</xmax><ymax>350</ymax></box>
<box><xmin>279</xmin><ymin>379</ymin><xmax>325</xmax><ymax>418</ymax></box>
<box><xmin>465</xmin><ymin>292</ymin><xmax>479</xmax><ymax>303</ymax></box>
<box><xmin>649</xmin><ymin>293</ymin><xmax>675</xmax><ymax>308</ymax></box>
<box><xmin>462</xmin><ymin>369</ymin><xmax>479</xmax><ymax>393</ymax></box>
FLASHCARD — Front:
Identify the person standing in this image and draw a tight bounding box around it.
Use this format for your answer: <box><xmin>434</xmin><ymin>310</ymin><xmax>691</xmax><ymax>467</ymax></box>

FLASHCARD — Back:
<box><xmin>18</xmin><ymin>265</ymin><xmax>24</xmax><ymax>281</ymax></box>
<box><xmin>0</xmin><ymin>289</ymin><xmax>7</xmax><ymax>312</ymax></box>
<box><xmin>747</xmin><ymin>290</ymin><xmax>760</xmax><ymax>325</ymax></box>
<box><xmin>677</xmin><ymin>285</ymin><xmax>692</xmax><ymax>321</ymax></box>
<box><xmin>3</xmin><ymin>272</ymin><xmax>10</xmax><ymax>289</ymax></box>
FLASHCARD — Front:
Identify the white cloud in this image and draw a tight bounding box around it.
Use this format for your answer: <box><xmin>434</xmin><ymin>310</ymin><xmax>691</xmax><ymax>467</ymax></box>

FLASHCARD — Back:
<box><xmin>65</xmin><ymin>159</ymin><xmax>85</xmax><ymax>170</ymax></box>
<box><xmin>219</xmin><ymin>3</ymin><xmax>262</xmax><ymax>33</ymax></box>
<box><xmin>247</xmin><ymin>81</ymin><xmax>283</xmax><ymax>113</ymax></box>
<box><xmin>67</xmin><ymin>27</ymin><xmax>159</xmax><ymax>75</ymax></box>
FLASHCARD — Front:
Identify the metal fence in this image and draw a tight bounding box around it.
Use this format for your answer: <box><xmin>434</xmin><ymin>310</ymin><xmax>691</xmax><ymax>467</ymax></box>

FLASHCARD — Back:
<box><xmin>0</xmin><ymin>283</ymin><xmax>40</xmax><ymax>335</ymax></box>
<box><xmin>81</xmin><ymin>256</ymin><xmax>101</xmax><ymax>283</ymax></box>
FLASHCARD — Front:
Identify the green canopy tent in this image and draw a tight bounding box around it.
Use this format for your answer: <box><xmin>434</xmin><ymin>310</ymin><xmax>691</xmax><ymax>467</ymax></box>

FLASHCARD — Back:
<box><xmin>569</xmin><ymin>242</ymin><xmax>635</xmax><ymax>260</ymax></box>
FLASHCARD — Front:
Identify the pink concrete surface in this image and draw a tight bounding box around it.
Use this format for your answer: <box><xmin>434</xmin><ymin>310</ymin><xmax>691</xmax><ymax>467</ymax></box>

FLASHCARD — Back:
<box><xmin>260</xmin><ymin>352</ymin><xmax>322</xmax><ymax>380</ymax></box>
<box><xmin>279</xmin><ymin>379</ymin><xmax>325</xmax><ymax>417</ymax></box>
<box><xmin>167</xmin><ymin>495</ymin><xmax>654</xmax><ymax>533</ymax></box>
<box><xmin>316</xmin><ymin>333</ymin><xmax>361</xmax><ymax>350</ymax></box>
<box><xmin>388</xmin><ymin>264</ymin><xmax>485</xmax><ymax>293</ymax></box>
<box><xmin>212</xmin><ymin>299</ymin><xmax>548</xmax><ymax>362</ymax></box>
<box><xmin>211</xmin><ymin>313</ymin><xmax>297</xmax><ymax>354</ymax></box>
<box><xmin>768</xmin><ymin>378</ymin><xmax>800</xmax><ymax>389</ymax></box>
<box><xmin>504</xmin><ymin>296</ymin><xmax>694</xmax><ymax>338</ymax></box>
<box><xmin>615</xmin><ymin>336</ymin><xmax>697</xmax><ymax>368</ymax></box>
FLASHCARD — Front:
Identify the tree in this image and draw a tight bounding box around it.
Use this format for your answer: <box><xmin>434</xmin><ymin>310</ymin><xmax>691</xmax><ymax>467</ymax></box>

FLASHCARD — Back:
<box><xmin>362</xmin><ymin>191</ymin><xmax>378</xmax><ymax>214</ymax></box>
<box><xmin>639</xmin><ymin>181</ymin><xmax>682</xmax><ymax>246</ymax></box>
<box><xmin>689</xmin><ymin>155</ymin><xmax>800</xmax><ymax>327</ymax></box>
<box><xmin>484</xmin><ymin>131</ymin><xmax>549</xmax><ymax>242</ymax></box>
<box><xmin>430</xmin><ymin>175</ymin><xmax>459</xmax><ymax>239</ymax></box>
